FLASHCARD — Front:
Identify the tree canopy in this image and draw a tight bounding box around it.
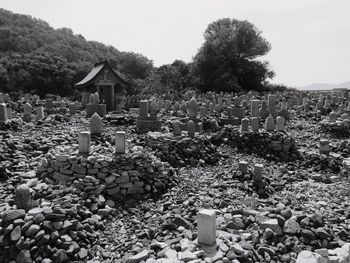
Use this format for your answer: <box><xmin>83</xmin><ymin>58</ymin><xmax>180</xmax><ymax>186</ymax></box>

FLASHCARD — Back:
<box><xmin>0</xmin><ymin>8</ymin><xmax>154</xmax><ymax>96</ymax></box>
<box><xmin>193</xmin><ymin>18</ymin><xmax>274</xmax><ymax>93</ymax></box>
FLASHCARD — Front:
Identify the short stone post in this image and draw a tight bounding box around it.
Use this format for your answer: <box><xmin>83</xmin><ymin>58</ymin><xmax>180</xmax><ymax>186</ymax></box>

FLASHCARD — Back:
<box><xmin>187</xmin><ymin>98</ymin><xmax>198</xmax><ymax>119</ymax></box>
<box><xmin>267</xmin><ymin>94</ymin><xmax>277</xmax><ymax>117</ymax></box>
<box><xmin>173</xmin><ymin>120</ymin><xmax>182</xmax><ymax>136</ymax></box>
<box><xmin>139</xmin><ymin>100</ymin><xmax>149</xmax><ymax>117</ymax></box>
<box><xmin>187</xmin><ymin>120</ymin><xmax>195</xmax><ymax>138</ymax></box>
<box><xmin>240</xmin><ymin>118</ymin><xmax>249</xmax><ymax>132</ymax></box>
<box><xmin>36</xmin><ymin>106</ymin><xmax>44</xmax><ymax>120</ymax></box>
<box><xmin>0</xmin><ymin>103</ymin><xmax>8</xmax><ymax>122</ymax></box>
<box><xmin>6</xmin><ymin>107</ymin><xmax>12</xmax><ymax>119</ymax></box>
<box><xmin>319</xmin><ymin>139</ymin><xmax>330</xmax><ymax>155</ymax></box>
<box><xmin>265</xmin><ymin>114</ymin><xmax>275</xmax><ymax>132</ymax></box>
<box><xmin>253</xmin><ymin>163</ymin><xmax>263</xmax><ymax>182</ymax></box>
<box><xmin>23</xmin><ymin>102</ymin><xmax>33</xmax><ymax>122</ymax></box>
<box><xmin>276</xmin><ymin>116</ymin><xmax>285</xmax><ymax>131</ymax></box>
<box><xmin>14</xmin><ymin>184</ymin><xmax>32</xmax><ymax>212</ymax></box>
<box><xmin>115</xmin><ymin>131</ymin><xmax>126</xmax><ymax>154</ymax></box>
<box><xmin>251</xmin><ymin>117</ymin><xmax>259</xmax><ymax>132</ymax></box>
<box><xmin>197</xmin><ymin>209</ymin><xmax>216</xmax><ymax>246</ymax></box>
<box><xmin>239</xmin><ymin>161</ymin><xmax>248</xmax><ymax>174</ymax></box>
<box><xmin>251</xmin><ymin>100</ymin><xmax>260</xmax><ymax>118</ymax></box>
<box><xmin>79</xmin><ymin>131</ymin><xmax>91</xmax><ymax>154</ymax></box>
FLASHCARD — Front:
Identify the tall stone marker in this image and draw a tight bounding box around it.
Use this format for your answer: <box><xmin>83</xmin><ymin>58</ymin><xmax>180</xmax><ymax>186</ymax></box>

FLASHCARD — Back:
<box><xmin>79</xmin><ymin>131</ymin><xmax>91</xmax><ymax>154</ymax></box>
<box><xmin>0</xmin><ymin>103</ymin><xmax>8</xmax><ymax>122</ymax></box>
<box><xmin>251</xmin><ymin>100</ymin><xmax>260</xmax><ymax>118</ymax></box>
<box><xmin>115</xmin><ymin>131</ymin><xmax>126</xmax><ymax>154</ymax></box>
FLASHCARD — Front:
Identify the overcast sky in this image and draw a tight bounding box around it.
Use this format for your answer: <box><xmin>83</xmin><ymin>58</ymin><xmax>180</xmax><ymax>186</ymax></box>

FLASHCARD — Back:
<box><xmin>1</xmin><ymin>0</ymin><xmax>349</xmax><ymax>87</ymax></box>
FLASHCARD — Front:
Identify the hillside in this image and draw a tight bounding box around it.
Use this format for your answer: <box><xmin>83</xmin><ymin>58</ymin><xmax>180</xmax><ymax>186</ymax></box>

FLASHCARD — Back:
<box><xmin>298</xmin><ymin>81</ymin><xmax>350</xmax><ymax>91</ymax></box>
<box><xmin>0</xmin><ymin>8</ymin><xmax>153</xmax><ymax>96</ymax></box>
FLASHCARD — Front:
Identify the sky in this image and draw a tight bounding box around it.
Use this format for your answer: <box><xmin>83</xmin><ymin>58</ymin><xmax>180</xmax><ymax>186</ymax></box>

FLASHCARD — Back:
<box><xmin>0</xmin><ymin>0</ymin><xmax>349</xmax><ymax>87</ymax></box>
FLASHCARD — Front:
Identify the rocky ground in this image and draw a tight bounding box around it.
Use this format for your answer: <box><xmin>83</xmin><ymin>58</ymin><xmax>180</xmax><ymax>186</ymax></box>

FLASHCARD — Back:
<box><xmin>1</xmin><ymin>108</ymin><xmax>350</xmax><ymax>263</ymax></box>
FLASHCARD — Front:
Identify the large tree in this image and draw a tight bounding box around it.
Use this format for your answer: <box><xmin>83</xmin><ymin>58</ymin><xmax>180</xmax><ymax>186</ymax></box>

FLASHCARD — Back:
<box><xmin>193</xmin><ymin>18</ymin><xmax>274</xmax><ymax>92</ymax></box>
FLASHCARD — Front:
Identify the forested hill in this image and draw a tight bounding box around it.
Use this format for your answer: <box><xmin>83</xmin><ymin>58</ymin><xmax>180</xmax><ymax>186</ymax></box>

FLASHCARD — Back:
<box><xmin>0</xmin><ymin>8</ymin><xmax>154</xmax><ymax>96</ymax></box>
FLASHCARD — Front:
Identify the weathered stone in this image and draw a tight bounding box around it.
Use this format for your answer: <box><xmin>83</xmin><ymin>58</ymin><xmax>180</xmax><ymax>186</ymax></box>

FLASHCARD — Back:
<box><xmin>90</xmin><ymin>112</ymin><xmax>102</xmax><ymax>135</ymax></box>
<box><xmin>115</xmin><ymin>131</ymin><xmax>126</xmax><ymax>154</ymax></box>
<box><xmin>173</xmin><ymin>120</ymin><xmax>182</xmax><ymax>136</ymax></box>
<box><xmin>197</xmin><ymin>209</ymin><xmax>216</xmax><ymax>246</ymax></box>
<box><xmin>265</xmin><ymin>114</ymin><xmax>275</xmax><ymax>132</ymax></box>
<box><xmin>79</xmin><ymin>131</ymin><xmax>91</xmax><ymax>154</ymax></box>
<box><xmin>283</xmin><ymin>218</ymin><xmax>300</xmax><ymax>234</ymax></box>
<box><xmin>14</xmin><ymin>184</ymin><xmax>32</xmax><ymax>212</ymax></box>
<box><xmin>187</xmin><ymin>120</ymin><xmax>195</xmax><ymax>138</ymax></box>
<box><xmin>0</xmin><ymin>103</ymin><xmax>8</xmax><ymax>121</ymax></box>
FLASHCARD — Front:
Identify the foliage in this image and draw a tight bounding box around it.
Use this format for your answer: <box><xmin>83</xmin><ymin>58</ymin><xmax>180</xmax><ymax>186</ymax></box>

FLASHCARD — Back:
<box><xmin>0</xmin><ymin>52</ymin><xmax>77</xmax><ymax>97</ymax></box>
<box><xmin>193</xmin><ymin>18</ymin><xmax>274</xmax><ymax>93</ymax></box>
<box><xmin>0</xmin><ymin>8</ymin><xmax>153</xmax><ymax>96</ymax></box>
<box><xmin>141</xmin><ymin>60</ymin><xmax>194</xmax><ymax>96</ymax></box>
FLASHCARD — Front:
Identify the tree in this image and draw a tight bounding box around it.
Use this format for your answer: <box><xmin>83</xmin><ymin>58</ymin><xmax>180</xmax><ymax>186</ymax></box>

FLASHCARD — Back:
<box><xmin>193</xmin><ymin>18</ymin><xmax>274</xmax><ymax>92</ymax></box>
<box><xmin>118</xmin><ymin>52</ymin><xmax>153</xmax><ymax>80</ymax></box>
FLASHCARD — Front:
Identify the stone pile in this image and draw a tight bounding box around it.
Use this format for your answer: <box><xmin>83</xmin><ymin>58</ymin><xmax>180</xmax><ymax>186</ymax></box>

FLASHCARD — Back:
<box><xmin>301</xmin><ymin>152</ymin><xmax>344</xmax><ymax>175</ymax></box>
<box><xmin>122</xmin><ymin>205</ymin><xmax>350</xmax><ymax>263</ymax></box>
<box><xmin>37</xmin><ymin>145</ymin><xmax>174</xmax><ymax>200</ymax></box>
<box><xmin>296</xmin><ymin>247</ymin><xmax>350</xmax><ymax>263</ymax></box>
<box><xmin>211</xmin><ymin>126</ymin><xmax>299</xmax><ymax>161</ymax></box>
<box><xmin>0</xmin><ymin>185</ymin><xmax>107</xmax><ymax>262</ymax></box>
<box><xmin>319</xmin><ymin>119</ymin><xmax>350</xmax><ymax>138</ymax></box>
<box><xmin>138</xmin><ymin>133</ymin><xmax>223</xmax><ymax>167</ymax></box>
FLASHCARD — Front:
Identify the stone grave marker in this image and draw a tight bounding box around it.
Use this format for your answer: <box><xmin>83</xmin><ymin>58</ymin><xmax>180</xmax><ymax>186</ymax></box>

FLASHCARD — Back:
<box><xmin>0</xmin><ymin>103</ymin><xmax>8</xmax><ymax>122</ymax></box>
<box><xmin>197</xmin><ymin>209</ymin><xmax>216</xmax><ymax>246</ymax></box>
<box><xmin>90</xmin><ymin>113</ymin><xmax>102</xmax><ymax>135</ymax></box>
<box><xmin>79</xmin><ymin>131</ymin><xmax>91</xmax><ymax>154</ymax></box>
<box><xmin>265</xmin><ymin>114</ymin><xmax>275</xmax><ymax>132</ymax></box>
<box><xmin>115</xmin><ymin>131</ymin><xmax>126</xmax><ymax>154</ymax></box>
<box><xmin>276</xmin><ymin>116</ymin><xmax>285</xmax><ymax>131</ymax></box>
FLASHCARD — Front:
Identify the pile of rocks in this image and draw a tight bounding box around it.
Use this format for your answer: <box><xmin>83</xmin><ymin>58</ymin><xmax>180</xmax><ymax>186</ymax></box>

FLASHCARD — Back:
<box><xmin>106</xmin><ymin>114</ymin><xmax>135</xmax><ymax>126</ymax></box>
<box><xmin>37</xmin><ymin>145</ymin><xmax>175</xmax><ymax>201</ymax></box>
<box><xmin>0</xmin><ymin>118</ymin><xmax>23</xmax><ymax>131</ymax></box>
<box><xmin>121</xmin><ymin>205</ymin><xmax>350</xmax><ymax>263</ymax></box>
<box><xmin>319</xmin><ymin>120</ymin><xmax>350</xmax><ymax>138</ymax></box>
<box><xmin>211</xmin><ymin>127</ymin><xmax>299</xmax><ymax>161</ymax></box>
<box><xmin>297</xmin><ymin>245</ymin><xmax>350</xmax><ymax>263</ymax></box>
<box><xmin>137</xmin><ymin>133</ymin><xmax>223</xmax><ymax>167</ymax></box>
<box><xmin>330</xmin><ymin>140</ymin><xmax>350</xmax><ymax>158</ymax></box>
<box><xmin>301</xmin><ymin>152</ymin><xmax>344</xmax><ymax>175</ymax></box>
<box><xmin>0</xmin><ymin>189</ymin><xmax>104</xmax><ymax>262</ymax></box>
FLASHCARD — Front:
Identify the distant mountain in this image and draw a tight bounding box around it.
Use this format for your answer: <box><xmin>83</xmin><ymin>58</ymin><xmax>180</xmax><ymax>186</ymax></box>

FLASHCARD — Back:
<box><xmin>298</xmin><ymin>81</ymin><xmax>350</xmax><ymax>91</ymax></box>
